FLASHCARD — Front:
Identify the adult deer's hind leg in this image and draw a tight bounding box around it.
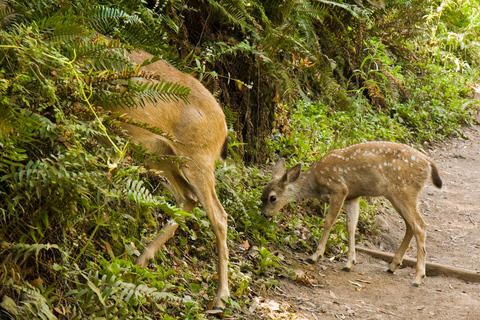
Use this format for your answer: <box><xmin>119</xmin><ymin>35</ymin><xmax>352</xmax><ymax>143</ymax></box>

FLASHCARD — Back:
<box><xmin>186</xmin><ymin>169</ymin><xmax>230</xmax><ymax>310</ymax></box>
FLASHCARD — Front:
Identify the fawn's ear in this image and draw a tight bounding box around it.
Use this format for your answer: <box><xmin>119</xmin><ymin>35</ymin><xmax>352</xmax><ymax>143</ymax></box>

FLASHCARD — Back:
<box><xmin>272</xmin><ymin>158</ymin><xmax>287</xmax><ymax>180</ymax></box>
<box><xmin>285</xmin><ymin>163</ymin><xmax>302</xmax><ymax>183</ymax></box>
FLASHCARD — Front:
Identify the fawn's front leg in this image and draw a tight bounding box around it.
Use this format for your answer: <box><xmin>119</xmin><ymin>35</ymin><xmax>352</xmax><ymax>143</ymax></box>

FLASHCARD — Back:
<box><xmin>307</xmin><ymin>192</ymin><xmax>347</xmax><ymax>264</ymax></box>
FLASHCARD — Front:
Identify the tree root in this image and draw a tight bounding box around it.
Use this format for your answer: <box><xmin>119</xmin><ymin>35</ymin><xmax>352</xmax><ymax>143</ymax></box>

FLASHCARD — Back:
<box><xmin>356</xmin><ymin>247</ymin><xmax>480</xmax><ymax>283</ymax></box>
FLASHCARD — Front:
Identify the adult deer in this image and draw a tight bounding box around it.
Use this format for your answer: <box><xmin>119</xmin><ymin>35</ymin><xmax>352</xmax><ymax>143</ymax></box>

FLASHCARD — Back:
<box><xmin>112</xmin><ymin>48</ymin><xmax>229</xmax><ymax>310</ymax></box>
<box><xmin>261</xmin><ymin>141</ymin><xmax>442</xmax><ymax>286</ymax></box>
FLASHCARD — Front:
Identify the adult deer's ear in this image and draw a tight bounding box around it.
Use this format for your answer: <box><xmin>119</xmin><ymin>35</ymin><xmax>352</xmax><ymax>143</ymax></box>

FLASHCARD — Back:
<box><xmin>272</xmin><ymin>158</ymin><xmax>287</xmax><ymax>180</ymax></box>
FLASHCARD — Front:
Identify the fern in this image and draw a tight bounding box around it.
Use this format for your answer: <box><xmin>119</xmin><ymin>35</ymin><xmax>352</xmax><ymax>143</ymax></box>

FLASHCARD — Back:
<box><xmin>204</xmin><ymin>0</ymin><xmax>249</xmax><ymax>32</ymax></box>
<box><xmin>107</xmin><ymin>111</ymin><xmax>176</xmax><ymax>142</ymax></box>
<box><xmin>6</xmin><ymin>282</ymin><xmax>57</xmax><ymax>320</ymax></box>
<box><xmin>1</xmin><ymin>242</ymin><xmax>59</xmax><ymax>264</ymax></box>
<box><xmin>0</xmin><ymin>0</ymin><xmax>21</xmax><ymax>28</ymax></box>
<box><xmin>87</xmin><ymin>5</ymin><xmax>143</xmax><ymax>35</ymax></box>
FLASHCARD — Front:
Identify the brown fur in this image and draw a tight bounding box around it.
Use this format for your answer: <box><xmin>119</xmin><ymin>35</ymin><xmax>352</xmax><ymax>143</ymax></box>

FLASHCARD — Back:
<box><xmin>111</xmin><ymin>48</ymin><xmax>230</xmax><ymax>309</ymax></box>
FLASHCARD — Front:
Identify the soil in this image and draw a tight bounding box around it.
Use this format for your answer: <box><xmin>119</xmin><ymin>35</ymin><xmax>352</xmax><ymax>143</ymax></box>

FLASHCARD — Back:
<box><xmin>247</xmin><ymin>125</ymin><xmax>480</xmax><ymax>320</ymax></box>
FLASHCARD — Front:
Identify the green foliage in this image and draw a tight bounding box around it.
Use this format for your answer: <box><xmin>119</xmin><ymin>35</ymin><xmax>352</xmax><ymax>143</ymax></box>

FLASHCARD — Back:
<box><xmin>417</xmin><ymin>0</ymin><xmax>480</xmax><ymax>70</ymax></box>
<box><xmin>0</xmin><ymin>1</ymin><xmax>206</xmax><ymax>318</ymax></box>
<box><xmin>1</xmin><ymin>0</ymin><xmax>480</xmax><ymax>318</ymax></box>
<box><xmin>267</xmin><ymin>100</ymin><xmax>408</xmax><ymax>165</ymax></box>
<box><xmin>394</xmin><ymin>63</ymin><xmax>478</xmax><ymax>141</ymax></box>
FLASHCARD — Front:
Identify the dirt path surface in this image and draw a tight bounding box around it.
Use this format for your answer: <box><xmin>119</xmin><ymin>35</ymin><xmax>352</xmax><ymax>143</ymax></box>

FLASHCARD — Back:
<box><xmin>250</xmin><ymin>126</ymin><xmax>480</xmax><ymax>319</ymax></box>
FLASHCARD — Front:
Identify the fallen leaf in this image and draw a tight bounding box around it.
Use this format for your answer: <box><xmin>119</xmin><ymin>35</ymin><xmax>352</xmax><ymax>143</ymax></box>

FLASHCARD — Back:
<box><xmin>105</xmin><ymin>241</ymin><xmax>114</xmax><ymax>257</ymax></box>
<box><xmin>241</xmin><ymin>240</ymin><xmax>250</xmax><ymax>250</ymax></box>
<box><xmin>248</xmin><ymin>298</ymin><xmax>260</xmax><ymax>313</ymax></box>
<box><xmin>54</xmin><ymin>307</ymin><xmax>65</xmax><ymax>315</ymax></box>
<box><xmin>348</xmin><ymin>280</ymin><xmax>362</xmax><ymax>287</ymax></box>
<box><xmin>30</xmin><ymin>277</ymin><xmax>44</xmax><ymax>289</ymax></box>
<box><xmin>264</xmin><ymin>300</ymin><xmax>280</xmax><ymax>311</ymax></box>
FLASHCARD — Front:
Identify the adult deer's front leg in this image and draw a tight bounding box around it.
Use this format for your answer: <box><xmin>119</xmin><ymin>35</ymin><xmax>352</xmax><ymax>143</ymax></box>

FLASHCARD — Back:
<box><xmin>307</xmin><ymin>192</ymin><xmax>347</xmax><ymax>264</ymax></box>
<box><xmin>136</xmin><ymin>220</ymin><xmax>179</xmax><ymax>267</ymax></box>
<box><xmin>136</xmin><ymin>198</ymin><xmax>197</xmax><ymax>267</ymax></box>
<box><xmin>136</xmin><ymin>171</ymin><xmax>198</xmax><ymax>267</ymax></box>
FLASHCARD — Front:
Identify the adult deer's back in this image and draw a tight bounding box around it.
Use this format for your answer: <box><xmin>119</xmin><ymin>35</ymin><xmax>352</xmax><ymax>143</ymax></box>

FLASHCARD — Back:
<box><xmin>112</xmin><ymin>49</ymin><xmax>229</xmax><ymax>310</ymax></box>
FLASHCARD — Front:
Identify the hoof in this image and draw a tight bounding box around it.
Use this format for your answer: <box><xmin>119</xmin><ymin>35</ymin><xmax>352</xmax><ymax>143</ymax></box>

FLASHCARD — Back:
<box><xmin>341</xmin><ymin>267</ymin><xmax>352</xmax><ymax>272</ymax></box>
<box><xmin>409</xmin><ymin>282</ymin><xmax>419</xmax><ymax>287</ymax></box>
<box><xmin>386</xmin><ymin>269</ymin><xmax>395</xmax><ymax>274</ymax></box>
<box><xmin>305</xmin><ymin>258</ymin><xmax>316</xmax><ymax>264</ymax></box>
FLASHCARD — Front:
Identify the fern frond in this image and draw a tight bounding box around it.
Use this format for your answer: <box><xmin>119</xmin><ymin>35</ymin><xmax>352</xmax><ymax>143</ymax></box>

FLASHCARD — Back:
<box><xmin>37</xmin><ymin>11</ymin><xmax>85</xmax><ymax>45</ymax></box>
<box><xmin>86</xmin><ymin>5</ymin><xmax>142</xmax><ymax>35</ymax></box>
<box><xmin>313</xmin><ymin>0</ymin><xmax>366</xmax><ymax>19</ymax></box>
<box><xmin>76</xmin><ymin>38</ymin><xmax>132</xmax><ymax>72</ymax></box>
<box><xmin>0</xmin><ymin>1</ymin><xmax>21</xmax><ymax>28</ymax></box>
<box><xmin>108</xmin><ymin>111</ymin><xmax>176</xmax><ymax>142</ymax></box>
<box><xmin>8</xmin><ymin>282</ymin><xmax>57</xmax><ymax>320</ymax></box>
<box><xmin>95</xmin><ymin>77</ymin><xmax>190</xmax><ymax>111</ymax></box>
<box><xmin>205</xmin><ymin>0</ymin><xmax>248</xmax><ymax>31</ymax></box>
<box><xmin>0</xmin><ymin>108</ymin><xmax>42</xmax><ymax>173</ymax></box>
<box><xmin>1</xmin><ymin>242</ymin><xmax>59</xmax><ymax>264</ymax></box>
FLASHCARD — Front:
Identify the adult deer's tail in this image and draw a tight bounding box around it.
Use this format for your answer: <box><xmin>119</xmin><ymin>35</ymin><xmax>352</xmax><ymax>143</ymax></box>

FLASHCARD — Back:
<box><xmin>220</xmin><ymin>136</ymin><xmax>228</xmax><ymax>161</ymax></box>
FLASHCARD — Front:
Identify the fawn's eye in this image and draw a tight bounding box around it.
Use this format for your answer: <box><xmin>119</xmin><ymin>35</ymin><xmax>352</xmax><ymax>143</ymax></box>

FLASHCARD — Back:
<box><xmin>269</xmin><ymin>195</ymin><xmax>276</xmax><ymax>202</ymax></box>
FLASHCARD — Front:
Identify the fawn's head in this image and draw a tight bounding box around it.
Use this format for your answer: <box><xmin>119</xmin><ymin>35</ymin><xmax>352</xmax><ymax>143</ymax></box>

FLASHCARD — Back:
<box><xmin>261</xmin><ymin>158</ymin><xmax>302</xmax><ymax>217</ymax></box>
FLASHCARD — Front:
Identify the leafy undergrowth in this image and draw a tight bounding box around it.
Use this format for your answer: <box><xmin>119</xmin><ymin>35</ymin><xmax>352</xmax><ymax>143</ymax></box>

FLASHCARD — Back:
<box><xmin>1</xmin><ymin>0</ymin><xmax>480</xmax><ymax>319</ymax></box>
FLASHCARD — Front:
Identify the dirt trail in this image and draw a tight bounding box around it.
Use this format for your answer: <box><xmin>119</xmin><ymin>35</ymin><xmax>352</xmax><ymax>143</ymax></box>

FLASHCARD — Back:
<box><xmin>250</xmin><ymin>125</ymin><xmax>480</xmax><ymax>319</ymax></box>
